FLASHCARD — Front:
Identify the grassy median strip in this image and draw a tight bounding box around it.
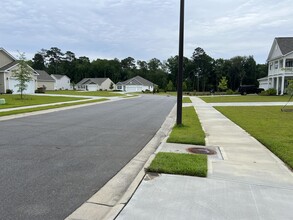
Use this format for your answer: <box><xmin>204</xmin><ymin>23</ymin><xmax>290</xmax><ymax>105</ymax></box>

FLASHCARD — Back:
<box><xmin>0</xmin><ymin>94</ymin><xmax>88</xmax><ymax>109</ymax></box>
<box><xmin>46</xmin><ymin>90</ymin><xmax>124</xmax><ymax>97</ymax></box>
<box><xmin>183</xmin><ymin>97</ymin><xmax>192</xmax><ymax>103</ymax></box>
<box><xmin>201</xmin><ymin>95</ymin><xmax>292</xmax><ymax>103</ymax></box>
<box><xmin>0</xmin><ymin>99</ymin><xmax>108</xmax><ymax>117</ymax></box>
<box><xmin>147</xmin><ymin>152</ymin><xmax>207</xmax><ymax>177</ymax></box>
<box><xmin>167</xmin><ymin>106</ymin><xmax>205</xmax><ymax>145</ymax></box>
<box><xmin>216</xmin><ymin>106</ymin><xmax>293</xmax><ymax>169</ymax></box>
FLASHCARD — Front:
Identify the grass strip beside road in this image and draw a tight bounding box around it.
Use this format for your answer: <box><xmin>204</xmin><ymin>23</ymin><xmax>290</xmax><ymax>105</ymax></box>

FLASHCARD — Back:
<box><xmin>167</xmin><ymin>106</ymin><xmax>205</xmax><ymax>145</ymax></box>
<box><xmin>148</xmin><ymin>152</ymin><xmax>207</xmax><ymax>177</ymax></box>
<box><xmin>183</xmin><ymin>97</ymin><xmax>192</xmax><ymax>103</ymax></box>
<box><xmin>216</xmin><ymin>106</ymin><xmax>293</xmax><ymax>169</ymax></box>
<box><xmin>0</xmin><ymin>99</ymin><xmax>108</xmax><ymax>117</ymax></box>
<box><xmin>0</xmin><ymin>94</ymin><xmax>88</xmax><ymax>109</ymax></box>
<box><xmin>46</xmin><ymin>90</ymin><xmax>125</xmax><ymax>97</ymax></box>
<box><xmin>201</xmin><ymin>95</ymin><xmax>292</xmax><ymax>103</ymax></box>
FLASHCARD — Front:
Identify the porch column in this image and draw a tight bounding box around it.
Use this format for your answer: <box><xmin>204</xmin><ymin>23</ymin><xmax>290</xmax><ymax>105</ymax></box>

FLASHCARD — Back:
<box><xmin>281</xmin><ymin>75</ymin><xmax>285</xmax><ymax>95</ymax></box>
<box><xmin>276</xmin><ymin>77</ymin><xmax>279</xmax><ymax>95</ymax></box>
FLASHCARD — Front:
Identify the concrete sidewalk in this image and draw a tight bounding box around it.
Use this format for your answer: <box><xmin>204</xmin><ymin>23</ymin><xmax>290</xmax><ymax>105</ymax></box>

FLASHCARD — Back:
<box><xmin>116</xmin><ymin>96</ymin><xmax>293</xmax><ymax>220</ymax></box>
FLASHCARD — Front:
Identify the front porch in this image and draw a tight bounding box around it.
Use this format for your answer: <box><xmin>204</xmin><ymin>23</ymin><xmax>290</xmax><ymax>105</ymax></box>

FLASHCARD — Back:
<box><xmin>268</xmin><ymin>73</ymin><xmax>293</xmax><ymax>95</ymax></box>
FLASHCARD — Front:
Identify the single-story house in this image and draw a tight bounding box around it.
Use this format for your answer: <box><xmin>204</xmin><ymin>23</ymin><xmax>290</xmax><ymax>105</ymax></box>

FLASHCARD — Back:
<box><xmin>116</xmin><ymin>76</ymin><xmax>155</xmax><ymax>92</ymax></box>
<box><xmin>258</xmin><ymin>37</ymin><xmax>293</xmax><ymax>95</ymax></box>
<box><xmin>36</xmin><ymin>70</ymin><xmax>55</xmax><ymax>90</ymax></box>
<box><xmin>51</xmin><ymin>74</ymin><xmax>71</xmax><ymax>90</ymax></box>
<box><xmin>0</xmin><ymin>47</ymin><xmax>37</xmax><ymax>94</ymax></box>
<box><xmin>76</xmin><ymin>78</ymin><xmax>115</xmax><ymax>91</ymax></box>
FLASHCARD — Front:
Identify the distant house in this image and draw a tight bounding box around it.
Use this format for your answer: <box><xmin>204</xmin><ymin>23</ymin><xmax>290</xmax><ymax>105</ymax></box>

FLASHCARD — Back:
<box><xmin>116</xmin><ymin>76</ymin><xmax>155</xmax><ymax>93</ymax></box>
<box><xmin>0</xmin><ymin>47</ymin><xmax>37</xmax><ymax>94</ymax></box>
<box><xmin>51</xmin><ymin>74</ymin><xmax>71</xmax><ymax>90</ymax></box>
<box><xmin>76</xmin><ymin>78</ymin><xmax>115</xmax><ymax>91</ymax></box>
<box><xmin>36</xmin><ymin>70</ymin><xmax>55</xmax><ymax>90</ymax></box>
<box><xmin>258</xmin><ymin>37</ymin><xmax>293</xmax><ymax>95</ymax></box>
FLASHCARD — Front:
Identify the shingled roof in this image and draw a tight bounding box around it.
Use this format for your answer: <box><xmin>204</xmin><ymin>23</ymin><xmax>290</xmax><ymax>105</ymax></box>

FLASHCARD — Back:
<box><xmin>117</xmin><ymin>76</ymin><xmax>155</xmax><ymax>86</ymax></box>
<box><xmin>76</xmin><ymin>78</ymin><xmax>109</xmax><ymax>86</ymax></box>
<box><xmin>0</xmin><ymin>61</ymin><xmax>18</xmax><ymax>71</ymax></box>
<box><xmin>36</xmin><ymin>70</ymin><xmax>55</xmax><ymax>82</ymax></box>
<box><xmin>275</xmin><ymin>37</ymin><xmax>293</xmax><ymax>55</ymax></box>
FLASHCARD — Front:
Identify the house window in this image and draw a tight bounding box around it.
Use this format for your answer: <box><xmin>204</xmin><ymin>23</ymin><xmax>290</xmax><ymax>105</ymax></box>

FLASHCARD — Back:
<box><xmin>269</xmin><ymin>62</ymin><xmax>273</xmax><ymax>70</ymax></box>
<box><xmin>117</xmin><ymin>85</ymin><xmax>122</xmax><ymax>90</ymax></box>
<box><xmin>285</xmin><ymin>59</ymin><xmax>293</xmax><ymax>67</ymax></box>
<box><xmin>279</xmin><ymin>59</ymin><xmax>283</xmax><ymax>68</ymax></box>
<box><xmin>274</xmin><ymin>61</ymin><xmax>278</xmax><ymax>69</ymax></box>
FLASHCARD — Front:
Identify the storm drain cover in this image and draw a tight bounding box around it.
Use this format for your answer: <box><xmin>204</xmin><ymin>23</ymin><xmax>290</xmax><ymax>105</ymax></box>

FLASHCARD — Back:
<box><xmin>187</xmin><ymin>147</ymin><xmax>217</xmax><ymax>155</ymax></box>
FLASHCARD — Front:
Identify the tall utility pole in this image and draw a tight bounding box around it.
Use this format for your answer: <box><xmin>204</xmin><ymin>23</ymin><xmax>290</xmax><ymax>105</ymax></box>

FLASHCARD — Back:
<box><xmin>177</xmin><ymin>0</ymin><xmax>185</xmax><ymax>125</ymax></box>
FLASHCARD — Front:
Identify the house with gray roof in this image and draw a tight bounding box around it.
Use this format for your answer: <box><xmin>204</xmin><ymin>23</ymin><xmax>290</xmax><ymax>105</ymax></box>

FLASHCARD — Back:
<box><xmin>51</xmin><ymin>74</ymin><xmax>71</xmax><ymax>90</ymax></box>
<box><xmin>36</xmin><ymin>70</ymin><xmax>55</xmax><ymax>90</ymax></box>
<box><xmin>258</xmin><ymin>37</ymin><xmax>293</xmax><ymax>95</ymax></box>
<box><xmin>116</xmin><ymin>76</ymin><xmax>155</xmax><ymax>92</ymax></box>
<box><xmin>76</xmin><ymin>78</ymin><xmax>115</xmax><ymax>91</ymax></box>
<box><xmin>0</xmin><ymin>47</ymin><xmax>37</xmax><ymax>94</ymax></box>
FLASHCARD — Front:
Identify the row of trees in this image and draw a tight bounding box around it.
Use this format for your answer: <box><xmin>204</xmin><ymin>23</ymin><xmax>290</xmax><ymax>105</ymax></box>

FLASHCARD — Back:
<box><xmin>27</xmin><ymin>47</ymin><xmax>268</xmax><ymax>91</ymax></box>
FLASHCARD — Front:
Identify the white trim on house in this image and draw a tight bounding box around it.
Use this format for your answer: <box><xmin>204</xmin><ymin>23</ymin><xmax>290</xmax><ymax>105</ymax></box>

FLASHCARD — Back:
<box><xmin>258</xmin><ymin>37</ymin><xmax>293</xmax><ymax>95</ymax></box>
<box><xmin>116</xmin><ymin>76</ymin><xmax>155</xmax><ymax>93</ymax></box>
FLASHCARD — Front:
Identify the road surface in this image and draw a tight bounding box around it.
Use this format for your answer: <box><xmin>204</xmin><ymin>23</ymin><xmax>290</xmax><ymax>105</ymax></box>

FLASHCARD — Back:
<box><xmin>0</xmin><ymin>95</ymin><xmax>176</xmax><ymax>220</ymax></box>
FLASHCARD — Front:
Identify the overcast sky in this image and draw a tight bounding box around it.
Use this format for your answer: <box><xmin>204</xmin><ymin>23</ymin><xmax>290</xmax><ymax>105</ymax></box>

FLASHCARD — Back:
<box><xmin>1</xmin><ymin>0</ymin><xmax>292</xmax><ymax>64</ymax></box>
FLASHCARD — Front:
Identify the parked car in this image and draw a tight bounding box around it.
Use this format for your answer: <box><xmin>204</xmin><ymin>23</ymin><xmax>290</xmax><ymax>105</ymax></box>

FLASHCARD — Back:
<box><xmin>238</xmin><ymin>85</ymin><xmax>264</xmax><ymax>95</ymax></box>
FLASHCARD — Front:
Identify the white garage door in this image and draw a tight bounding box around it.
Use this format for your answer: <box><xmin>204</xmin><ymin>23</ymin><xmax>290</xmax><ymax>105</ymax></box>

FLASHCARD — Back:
<box><xmin>9</xmin><ymin>79</ymin><xmax>35</xmax><ymax>94</ymax></box>
<box><xmin>126</xmin><ymin>86</ymin><xmax>143</xmax><ymax>92</ymax></box>
<box><xmin>87</xmin><ymin>84</ymin><xmax>97</xmax><ymax>91</ymax></box>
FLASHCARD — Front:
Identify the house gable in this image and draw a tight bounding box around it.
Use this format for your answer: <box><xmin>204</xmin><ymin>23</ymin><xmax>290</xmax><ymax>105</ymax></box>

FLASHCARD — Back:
<box><xmin>0</xmin><ymin>48</ymin><xmax>16</xmax><ymax>68</ymax></box>
<box><xmin>267</xmin><ymin>37</ymin><xmax>293</xmax><ymax>61</ymax></box>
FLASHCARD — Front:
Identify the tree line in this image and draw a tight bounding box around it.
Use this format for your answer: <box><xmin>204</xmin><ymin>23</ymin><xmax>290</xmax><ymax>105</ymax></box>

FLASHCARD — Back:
<box><xmin>27</xmin><ymin>47</ymin><xmax>268</xmax><ymax>91</ymax></box>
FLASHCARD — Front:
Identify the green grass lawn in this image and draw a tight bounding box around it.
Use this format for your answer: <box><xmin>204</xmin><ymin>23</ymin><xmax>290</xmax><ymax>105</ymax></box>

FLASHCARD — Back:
<box><xmin>0</xmin><ymin>94</ymin><xmax>87</xmax><ymax>109</ymax></box>
<box><xmin>183</xmin><ymin>97</ymin><xmax>192</xmax><ymax>103</ymax></box>
<box><xmin>0</xmin><ymin>99</ymin><xmax>108</xmax><ymax>117</ymax></box>
<box><xmin>147</xmin><ymin>152</ymin><xmax>207</xmax><ymax>177</ymax></box>
<box><xmin>201</xmin><ymin>95</ymin><xmax>292</xmax><ymax>103</ymax></box>
<box><xmin>216</xmin><ymin>106</ymin><xmax>293</xmax><ymax>169</ymax></box>
<box><xmin>167</xmin><ymin>106</ymin><xmax>205</xmax><ymax>145</ymax></box>
<box><xmin>46</xmin><ymin>90</ymin><xmax>125</xmax><ymax>97</ymax></box>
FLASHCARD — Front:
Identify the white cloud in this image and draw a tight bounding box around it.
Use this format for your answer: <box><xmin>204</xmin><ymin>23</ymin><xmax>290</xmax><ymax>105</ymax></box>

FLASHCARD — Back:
<box><xmin>0</xmin><ymin>0</ymin><xmax>292</xmax><ymax>63</ymax></box>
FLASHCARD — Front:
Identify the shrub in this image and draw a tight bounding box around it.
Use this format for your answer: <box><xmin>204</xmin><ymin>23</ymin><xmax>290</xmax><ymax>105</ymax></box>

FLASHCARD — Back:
<box><xmin>35</xmin><ymin>87</ymin><xmax>46</xmax><ymax>93</ymax></box>
<box><xmin>260</xmin><ymin>88</ymin><xmax>277</xmax><ymax>96</ymax></box>
<box><xmin>226</xmin><ymin>89</ymin><xmax>234</xmax><ymax>95</ymax></box>
<box><xmin>6</xmin><ymin>89</ymin><xmax>13</xmax><ymax>94</ymax></box>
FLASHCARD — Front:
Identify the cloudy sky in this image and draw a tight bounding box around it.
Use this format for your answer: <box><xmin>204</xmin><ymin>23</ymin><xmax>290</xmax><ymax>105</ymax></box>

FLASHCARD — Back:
<box><xmin>1</xmin><ymin>0</ymin><xmax>292</xmax><ymax>64</ymax></box>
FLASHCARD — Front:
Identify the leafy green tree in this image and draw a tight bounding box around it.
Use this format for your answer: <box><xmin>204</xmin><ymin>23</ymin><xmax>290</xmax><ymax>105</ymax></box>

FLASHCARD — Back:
<box><xmin>287</xmin><ymin>80</ymin><xmax>293</xmax><ymax>95</ymax></box>
<box><xmin>12</xmin><ymin>52</ymin><xmax>33</xmax><ymax>99</ymax></box>
<box><xmin>166</xmin><ymin>80</ymin><xmax>174</xmax><ymax>91</ymax></box>
<box><xmin>31</xmin><ymin>53</ymin><xmax>45</xmax><ymax>70</ymax></box>
<box><xmin>109</xmin><ymin>82</ymin><xmax>114</xmax><ymax>90</ymax></box>
<box><xmin>182</xmin><ymin>81</ymin><xmax>188</xmax><ymax>91</ymax></box>
<box><xmin>218</xmin><ymin>76</ymin><xmax>228</xmax><ymax>92</ymax></box>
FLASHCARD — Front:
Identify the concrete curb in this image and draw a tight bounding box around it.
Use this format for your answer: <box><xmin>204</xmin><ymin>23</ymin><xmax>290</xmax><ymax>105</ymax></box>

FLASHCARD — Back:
<box><xmin>65</xmin><ymin>104</ymin><xmax>177</xmax><ymax>220</ymax></box>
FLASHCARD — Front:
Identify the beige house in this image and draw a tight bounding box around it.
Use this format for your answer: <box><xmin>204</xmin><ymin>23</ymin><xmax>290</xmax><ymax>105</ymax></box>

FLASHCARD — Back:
<box><xmin>36</xmin><ymin>70</ymin><xmax>55</xmax><ymax>90</ymax></box>
<box><xmin>0</xmin><ymin>48</ymin><xmax>37</xmax><ymax>94</ymax></box>
<box><xmin>76</xmin><ymin>78</ymin><xmax>115</xmax><ymax>91</ymax></box>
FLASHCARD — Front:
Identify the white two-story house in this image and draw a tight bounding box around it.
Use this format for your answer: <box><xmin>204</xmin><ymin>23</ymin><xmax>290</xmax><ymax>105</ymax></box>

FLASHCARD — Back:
<box><xmin>258</xmin><ymin>37</ymin><xmax>293</xmax><ymax>95</ymax></box>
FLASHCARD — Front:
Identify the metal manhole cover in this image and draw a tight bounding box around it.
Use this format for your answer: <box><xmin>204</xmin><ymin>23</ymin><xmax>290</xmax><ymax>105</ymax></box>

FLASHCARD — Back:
<box><xmin>187</xmin><ymin>147</ymin><xmax>217</xmax><ymax>155</ymax></box>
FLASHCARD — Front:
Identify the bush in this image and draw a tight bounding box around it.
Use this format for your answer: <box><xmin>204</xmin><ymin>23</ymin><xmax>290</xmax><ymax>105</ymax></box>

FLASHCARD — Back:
<box><xmin>260</xmin><ymin>88</ymin><xmax>277</xmax><ymax>96</ymax></box>
<box><xmin>226</xmin><ymin>89</ymin><xmax>234</xmax><ymax>95</ymax></box>
<box><xmin>6</xmin><ymin>89</ymin><xmax>13</xmax><ymax>94</ymax></box>
<box><xmin>35</xmin><ymin>87</ymin><xmax>46</xmax><ymax>93</ymax></box>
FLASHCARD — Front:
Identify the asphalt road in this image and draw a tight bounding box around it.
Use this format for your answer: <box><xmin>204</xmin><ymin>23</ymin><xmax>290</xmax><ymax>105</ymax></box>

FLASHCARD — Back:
<box><xmin>0</xmin><ymin>95</ymin><xmax>176</xmax><ymax>220</ymax></box>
